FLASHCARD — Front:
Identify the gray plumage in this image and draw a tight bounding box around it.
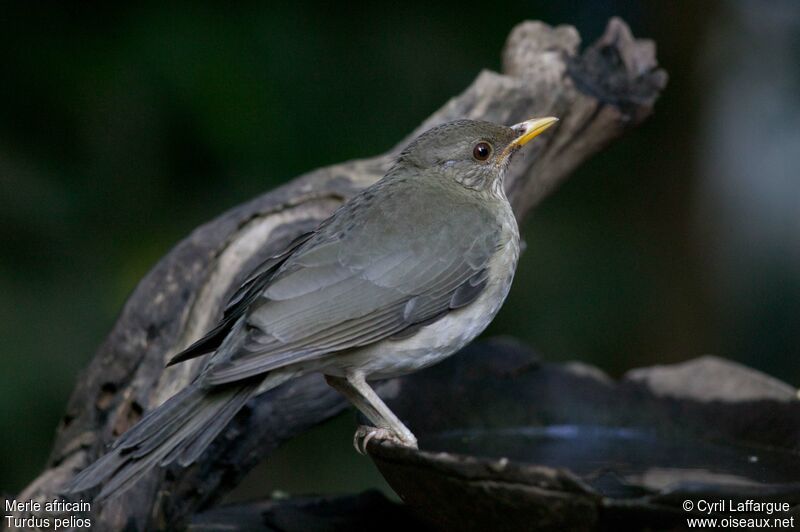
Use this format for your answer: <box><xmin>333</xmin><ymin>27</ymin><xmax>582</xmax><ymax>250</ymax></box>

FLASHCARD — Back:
<box><xmin>66</xmin><ymin>117</ymin><xmax>557</xmax><ymax>500</ymax></box>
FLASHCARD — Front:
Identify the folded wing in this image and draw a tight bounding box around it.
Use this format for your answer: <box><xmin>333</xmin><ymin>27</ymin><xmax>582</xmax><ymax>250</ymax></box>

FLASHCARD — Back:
<box><xmin>198</xmin><ymin>181</ymin><xmax>503</xmax><ymax>385</ymax></box>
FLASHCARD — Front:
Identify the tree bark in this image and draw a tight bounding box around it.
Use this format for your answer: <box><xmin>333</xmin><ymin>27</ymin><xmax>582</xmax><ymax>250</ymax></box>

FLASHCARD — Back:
<box><xmin>14</xmin><ymin>17</ymin><xmax>666</xmax><ymax>531</ymax></box>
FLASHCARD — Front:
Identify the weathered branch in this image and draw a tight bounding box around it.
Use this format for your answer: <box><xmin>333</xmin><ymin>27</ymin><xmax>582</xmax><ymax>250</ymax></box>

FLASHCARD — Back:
<box><xmin>15</xmin><ymin>17</ymin><xmax>666</xmax><ymax>531</ymax></box>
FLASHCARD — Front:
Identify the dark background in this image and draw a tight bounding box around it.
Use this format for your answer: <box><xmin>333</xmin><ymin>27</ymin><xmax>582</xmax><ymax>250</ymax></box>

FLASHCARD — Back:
<box><xmin>2</xmin><ymin>1</ymin><xmax>798</xmax><ymax>497</ymax></box>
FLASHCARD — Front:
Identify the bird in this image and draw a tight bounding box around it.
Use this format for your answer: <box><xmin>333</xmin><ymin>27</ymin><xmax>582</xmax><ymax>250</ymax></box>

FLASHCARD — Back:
<box><xmin>67</xmin><ymin>116</ymin><xmax>558</xmax><ymax>500</ymax></box>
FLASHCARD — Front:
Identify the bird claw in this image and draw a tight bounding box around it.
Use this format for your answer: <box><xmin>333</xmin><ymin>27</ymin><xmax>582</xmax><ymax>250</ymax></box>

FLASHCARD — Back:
<box><xmin>353</xmin><ymin>425</ymin><xmax>418</xmax><ymax>455</ymax></box>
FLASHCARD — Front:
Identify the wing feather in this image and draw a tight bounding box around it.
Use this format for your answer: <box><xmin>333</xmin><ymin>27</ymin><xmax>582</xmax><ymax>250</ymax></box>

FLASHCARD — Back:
<box><xmin>202</xmin><ymin>179</ymin><xmax>505</xmax><ymax>385</ymax></box>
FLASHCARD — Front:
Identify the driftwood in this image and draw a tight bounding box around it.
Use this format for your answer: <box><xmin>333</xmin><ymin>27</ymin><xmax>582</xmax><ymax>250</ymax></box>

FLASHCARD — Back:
<box><xmin>366</xmin><ymin>340</ymin><xmax>800</xmax><ymax>531</ymax></box>
<box><xmin>189</xmin><ymin>490</ymin><xmax>430</xmax><ymax>532</ymax></box>
<box><xmin>13</xmin><ymin>17</ymin><xmax>666</xmax><ymax>531</ymax></box>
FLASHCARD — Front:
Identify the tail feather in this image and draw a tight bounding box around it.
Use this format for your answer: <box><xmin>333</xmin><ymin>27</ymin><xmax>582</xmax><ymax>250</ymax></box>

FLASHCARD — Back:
<box><xmin>67</xmin><ymin>381</ymin><xmax>258</xmax><ymax>501</ymax></box>
<box><xmin>110</xmin><ymin>384</ymin><xmax>202</xmax><ymax>451</ymax></box>
<box><xmin>175</xmin><ymin>384</ymin><xmax>254</xmax><ymax>466</ymax></box>
<box><xmin>125</xmin><ymin>388</ymin><xmax>207</xmax><ymax>459</ymax></box>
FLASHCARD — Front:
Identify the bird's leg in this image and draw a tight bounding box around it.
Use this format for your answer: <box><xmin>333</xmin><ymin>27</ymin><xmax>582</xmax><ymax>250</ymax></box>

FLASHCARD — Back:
<box><xmin>325</xmin><ymin>373</ymin><xmax>418</xmax><ymax>454</ymax></box>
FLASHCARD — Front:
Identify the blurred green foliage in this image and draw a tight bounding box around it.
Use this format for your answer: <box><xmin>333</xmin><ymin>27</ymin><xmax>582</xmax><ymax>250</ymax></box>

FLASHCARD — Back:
<box><xmin>2</xmin><ymin>1</ymin><xmax>797</xmax><ymax>497</ymax></box>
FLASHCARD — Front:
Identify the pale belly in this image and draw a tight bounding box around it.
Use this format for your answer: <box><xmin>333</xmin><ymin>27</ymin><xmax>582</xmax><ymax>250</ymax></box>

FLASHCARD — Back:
<box><xmin>323</xmin><ymin>232</ymin><xmax>519</xmax><ymax>380</ymax></box>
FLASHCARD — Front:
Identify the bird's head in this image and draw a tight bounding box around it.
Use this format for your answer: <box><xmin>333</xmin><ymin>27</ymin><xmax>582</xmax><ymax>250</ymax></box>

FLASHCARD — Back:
<box><xmin>396</xmin><ymin>117</ymin><xmax>558</xmax><ymax>192</ymax></box>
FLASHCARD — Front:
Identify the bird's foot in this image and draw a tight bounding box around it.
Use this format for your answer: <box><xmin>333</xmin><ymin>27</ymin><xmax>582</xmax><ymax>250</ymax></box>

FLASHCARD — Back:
<box><xmin>353</xmin><ymin>425</ymin><xmax>418</xmax><ymax>455</ymax></box>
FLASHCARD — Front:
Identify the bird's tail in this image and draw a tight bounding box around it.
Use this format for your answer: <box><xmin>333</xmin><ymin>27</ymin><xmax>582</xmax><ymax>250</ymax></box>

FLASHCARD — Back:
<box><xmin>67</xmin><ymin>380</ymin><xmax>259</xmax><ymax>501</ymax></box>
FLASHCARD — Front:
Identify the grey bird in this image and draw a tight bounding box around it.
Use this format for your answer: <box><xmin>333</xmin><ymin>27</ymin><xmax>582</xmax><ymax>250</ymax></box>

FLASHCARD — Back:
<box><xmin>67</xmin><ymin>116</ymin><xmax>558</xmax><ymax>500</ymax></box>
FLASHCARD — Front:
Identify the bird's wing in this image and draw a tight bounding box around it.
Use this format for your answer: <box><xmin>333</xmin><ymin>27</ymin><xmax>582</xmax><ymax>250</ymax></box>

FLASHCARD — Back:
<box><xmin>166</xmin><ymin>231</ymin><xmax>316</xmax><ymax>366</ymax></box>
<box><xmin>202</xmin><ymin>180</ymin><xmax>505</xmax><ymax>385</ymax></box>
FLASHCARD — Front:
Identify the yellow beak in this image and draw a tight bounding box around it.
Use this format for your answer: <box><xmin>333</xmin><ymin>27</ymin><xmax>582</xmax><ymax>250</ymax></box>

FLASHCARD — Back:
<box><xmin>501</xmin><ymin>116</ymin><xmax>559</xmax><ymax>159</ymax></box>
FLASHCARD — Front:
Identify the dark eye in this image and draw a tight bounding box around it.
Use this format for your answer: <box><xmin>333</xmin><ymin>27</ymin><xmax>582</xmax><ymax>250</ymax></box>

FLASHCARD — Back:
<box><xmin>472</xmin><ymin>141</ymin><xmax>492</xmax><ymax>161</ymax></box>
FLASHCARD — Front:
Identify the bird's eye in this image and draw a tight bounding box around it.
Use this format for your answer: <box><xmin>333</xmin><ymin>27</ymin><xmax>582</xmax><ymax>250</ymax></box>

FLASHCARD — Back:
<box><xmin>472</xmin><ymin>141</ymin><xmax>492</xmax><ymax>161</ymax></box>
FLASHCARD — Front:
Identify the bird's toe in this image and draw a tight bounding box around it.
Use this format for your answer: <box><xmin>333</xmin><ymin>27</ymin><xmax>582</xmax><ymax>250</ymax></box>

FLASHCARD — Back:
<box><xmin>353</xmin><ymin>425</ymin><xmax>417</xmax><ymax>454</ymax></box>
